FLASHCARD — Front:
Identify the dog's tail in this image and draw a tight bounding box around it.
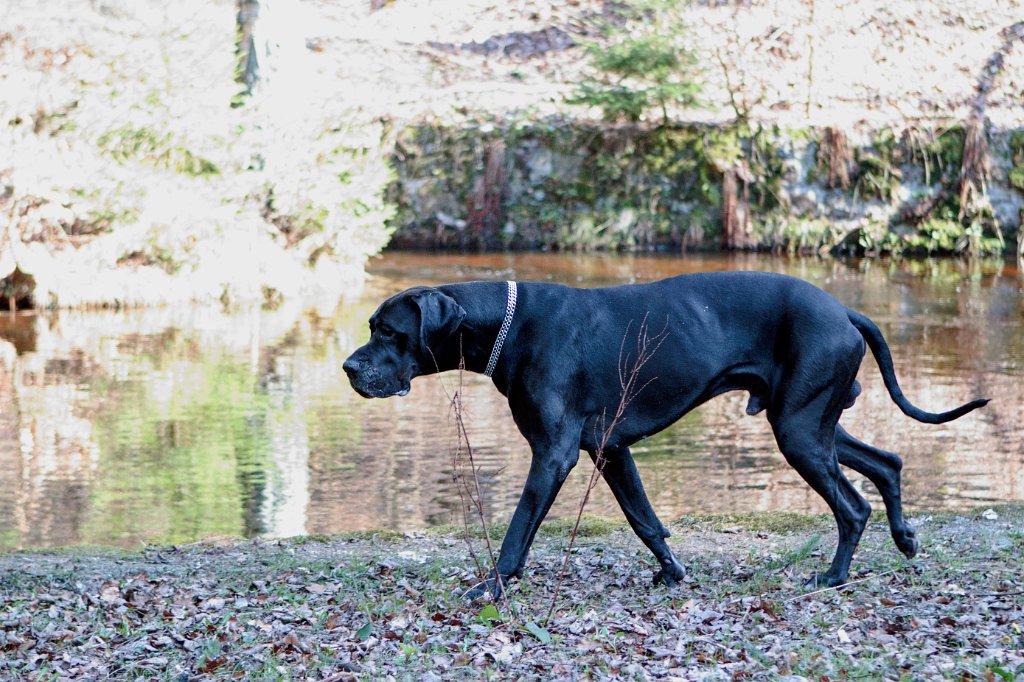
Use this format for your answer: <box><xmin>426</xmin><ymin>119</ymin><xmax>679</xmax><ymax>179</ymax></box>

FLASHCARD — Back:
<box><xmin>847</xmin><ymin>309</ymin><xmax>989</xmax><ymax>424</ymax></box>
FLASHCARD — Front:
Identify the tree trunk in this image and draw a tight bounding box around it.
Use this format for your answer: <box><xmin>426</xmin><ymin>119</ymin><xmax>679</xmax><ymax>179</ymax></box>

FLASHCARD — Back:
<box><xmin>721</xmin><ymin>168</ymin><xmax>754</xmax><ymax>250</ymax></box>
<box><xmin>465</xmin><ymin>141</ymin><xmax>507</xmax><ymax>249</ymax></box>
<box><xmin>820</xmin><ymin>127</ymin><xmax>852</xmax><ymax>190</ymax></box>
<box><xmin>236</xmin><ymin>0</ymin><xmax>263</xmax><ymax>95</ymax></box>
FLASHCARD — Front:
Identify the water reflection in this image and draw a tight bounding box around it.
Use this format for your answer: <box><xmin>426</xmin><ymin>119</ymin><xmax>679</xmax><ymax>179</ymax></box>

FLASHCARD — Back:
<box><xmin>0</xmin><ymin>254</ymin><xmax>1020</xmax><ymax>549</ymax></box>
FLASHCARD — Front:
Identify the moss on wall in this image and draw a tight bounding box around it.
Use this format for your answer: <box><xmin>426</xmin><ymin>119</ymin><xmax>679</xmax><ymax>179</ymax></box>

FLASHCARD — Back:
<box><xmin>389</xmin><ymin>120</ymin><xmax>786</xmax><ymax>251</ymax></box>
<box><xmin>1009</xmin><ymin>130</ymin><xmax>1024</xmax><ymax>192</ymax></box>
<box><xmin>388</xmin><ymin>119</ymin><xmax>1022</xmax><ymax>257</ymax></box>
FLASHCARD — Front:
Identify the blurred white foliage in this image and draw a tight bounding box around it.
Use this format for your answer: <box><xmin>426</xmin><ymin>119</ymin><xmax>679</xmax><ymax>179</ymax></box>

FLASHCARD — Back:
<box><xmin>0</xmin><ymin>0</ymin><xmax>393</xmax><ymax>308</ymax></box>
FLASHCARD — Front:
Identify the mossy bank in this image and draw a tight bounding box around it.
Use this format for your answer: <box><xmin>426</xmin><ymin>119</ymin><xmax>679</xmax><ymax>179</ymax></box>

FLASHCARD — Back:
<box><xmin>388</xmin><ymin>119</ymin><xmax>1024</xmax><ymax>257</ymax></box>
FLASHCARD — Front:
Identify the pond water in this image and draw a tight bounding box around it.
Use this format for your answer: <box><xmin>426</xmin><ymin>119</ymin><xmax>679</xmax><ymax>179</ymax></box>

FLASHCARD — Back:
<box><xmin>0</xmin><ymin>252</ymin><xmax>1021</xmax><ymax>549</ymax></box>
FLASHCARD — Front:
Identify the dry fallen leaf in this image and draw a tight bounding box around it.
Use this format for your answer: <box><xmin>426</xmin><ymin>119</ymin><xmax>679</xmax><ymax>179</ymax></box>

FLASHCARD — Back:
<box><xmin>98</xmin><ymin>581</ymin><xmax>121</xmax><ymax>603</ymax></box>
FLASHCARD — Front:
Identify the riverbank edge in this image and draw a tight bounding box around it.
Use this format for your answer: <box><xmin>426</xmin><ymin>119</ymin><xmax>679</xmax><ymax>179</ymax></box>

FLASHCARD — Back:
<box><xmin>2</xmin><ymin>507</ymin><xmax>1021</xmax><ymax>680</ymax></box>
<box><xmin>388</xmin><ymin>119</ymin><xmax>1024</xmax><ymax>257</ymax></box>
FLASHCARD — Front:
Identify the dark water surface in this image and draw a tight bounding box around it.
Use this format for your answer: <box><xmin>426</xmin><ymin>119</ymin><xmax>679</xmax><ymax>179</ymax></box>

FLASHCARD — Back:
<box><xmin>0</xmin><ymin>253</ymin><xmax>1020</xmax><ymax>549</ymax></box>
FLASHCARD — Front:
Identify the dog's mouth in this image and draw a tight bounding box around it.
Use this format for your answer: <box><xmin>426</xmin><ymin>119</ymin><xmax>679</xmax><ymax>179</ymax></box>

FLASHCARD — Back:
<box><xmin>362</xmin><ymin>385</ymin><xmax>410</xmax><ymax>399</ymax></box>
<box><xmin>345</xmin><ymin>358</ymin><xmax>413</xmax><ymax>399</ymax></box>
<box><xmin>349</xmin><ymin>376</ymin><xmax>410</xmax><ymax>399</ymax></box>
<box><xmin>350</xmin><ymin>384</ymin><xmax>377</xmax><ymax>399</ymax></box>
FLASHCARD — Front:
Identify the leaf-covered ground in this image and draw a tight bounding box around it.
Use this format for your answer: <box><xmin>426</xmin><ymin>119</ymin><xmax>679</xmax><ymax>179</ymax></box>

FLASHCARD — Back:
<box><xmin>1</xmin><ymin>509</ymin><xmax>1021</xmax><ymax>681</ymax></box>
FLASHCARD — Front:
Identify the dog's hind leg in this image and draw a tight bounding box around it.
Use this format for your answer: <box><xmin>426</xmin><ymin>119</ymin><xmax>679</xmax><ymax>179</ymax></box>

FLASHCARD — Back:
<box><xmin>769</xmin><ymin>390</ymin><xmax>872</xmax><ymax>587</ymax></box>
<box><xmin>835</xmin><ymin>425</ymin><xmax>918</xmax><ymax>559</ymax></box>
<box><xmin>590</xmin><ymin>447</ymin><xmax>685</xmax><ymax>587</ymax></box>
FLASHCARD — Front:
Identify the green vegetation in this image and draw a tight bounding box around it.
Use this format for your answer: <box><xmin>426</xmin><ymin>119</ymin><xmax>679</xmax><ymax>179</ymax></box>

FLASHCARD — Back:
<box><xmin>676</xmin><ymin>511</ymin><xmax>832</xmax><ymax>534</ymax></box>
<box><xmin>568</xmin><ymin>2</ymin><xmax>701</xmax><ymax>124</ymax></box>
<box><xmin>392</xmin><ymin>120</ymin><xmax>796</xmax><ymax>251</ymax></box>
<box><xmin>854</xmin><ymin>153</ymin><xmax>901</xmax><ymax>201</ymax></box>
<box><xmin>97</xmin><ymin>125</ymin><xmax>221</xmax><ymax>176</ymax></box>
<box><xmin>921</xmin><ymin>124</ymin><xmax>966</xmax><ymax>175</ymax></box>
<box><xmin>391</xmin><ymin>119</ymin><xmax>1017</xmax><ymax>256</ymax></box>
<box><xmin>1009</xmin><ymin>130</ymin><xmax>1024</xmax><ymax>191</ymax></box>
<box><xmin>538</xmin><ymin>515</ymin><xmax>626</xmax><ymax>538</ymax></box>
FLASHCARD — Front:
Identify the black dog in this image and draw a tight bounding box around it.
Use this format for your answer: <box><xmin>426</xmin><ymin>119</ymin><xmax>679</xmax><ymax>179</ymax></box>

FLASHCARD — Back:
<box><xmin>343</xmin><ymin>272</ymin><xmax>987</xmax><ymax>596</ymax></box>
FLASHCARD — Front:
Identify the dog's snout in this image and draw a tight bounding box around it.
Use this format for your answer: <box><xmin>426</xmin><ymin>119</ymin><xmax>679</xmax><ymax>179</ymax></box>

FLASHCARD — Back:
<box><xmin>343</xmin><ymin>357</ymin><xmax>361</xmax><ymax>376</ymax></box>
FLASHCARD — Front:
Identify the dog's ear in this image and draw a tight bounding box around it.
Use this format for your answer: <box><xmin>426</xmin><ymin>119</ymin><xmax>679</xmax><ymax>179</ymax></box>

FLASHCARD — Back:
<box><xmin>413</xmin><ymin>289</ymin><xmax>466</xmax><ymax>355</ymax></box>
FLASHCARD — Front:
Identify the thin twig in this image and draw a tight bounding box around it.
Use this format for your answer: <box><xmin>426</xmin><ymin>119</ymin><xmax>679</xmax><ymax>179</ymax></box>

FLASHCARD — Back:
<box><xmin>452</xmin><ymin>372</ymin><xmax>507</xmax><ymax>608</ymax></box>
<box><xmin>432</xmin><ymin>343</ymin><xmax>509</xmax><ymax>612</ymax></box>
<box><xmin>438</xmin><ymin>359</ymin><xmax>485</xmax><ymax>585</ymax></box>
<box><xmin>784</xmin><ymin>569</ymin><xmax>899</xmax><ymax>603</ymax></box>
<box><xmin>448</xmin><ymin>364</ymin><xmax>487</xmax><ymax>583</ymax></box>
<box><xmin>446</xmin><ymin>345</ymin><xmax>510</xmax><ymax>612</ymax></box>
<box><xmin>545</xmin><ymin>316</ymin><xmax>668</xmax><ymax>621</ymax></box>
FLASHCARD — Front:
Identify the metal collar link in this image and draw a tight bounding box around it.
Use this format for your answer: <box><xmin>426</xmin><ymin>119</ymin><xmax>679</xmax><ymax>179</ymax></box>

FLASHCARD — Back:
<box><xmin>484</xmin><ymin>281</ymin><xmax>517</xmax><ymax>377</ymax></box>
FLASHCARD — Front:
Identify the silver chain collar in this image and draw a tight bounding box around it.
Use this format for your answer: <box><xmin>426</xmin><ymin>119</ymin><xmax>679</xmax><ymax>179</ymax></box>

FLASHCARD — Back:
<box><xmin>484</xmin><ymin>281</ymin><xmax>517</xmax><ymax>377</ymax></box>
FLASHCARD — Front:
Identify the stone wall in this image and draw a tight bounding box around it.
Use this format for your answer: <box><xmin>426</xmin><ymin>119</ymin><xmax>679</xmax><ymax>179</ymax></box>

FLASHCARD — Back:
<box><xmin>387</xmin><ymin>119</ymin><xmax>1024</xmax><ymax>256</ymax></box>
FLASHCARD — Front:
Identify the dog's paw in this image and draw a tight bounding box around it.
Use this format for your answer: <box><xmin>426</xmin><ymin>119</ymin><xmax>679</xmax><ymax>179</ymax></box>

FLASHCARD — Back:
<box><xmin>894</xmin><ymin>525</ymin><xmax>919</xmax><ymax>559</ymax></box>
<box><xmin>652</xmin><ymin>559</ymin><xmax>686</xmax><ymax>588</ymax></box>
<box><xmin>462</xmin><ymin>572</ymin><xmax>509</xmax><ymax>601</ymax></box>
<box><xmin>462</xmin><ymin>582</ymin><xmax>495</xmax><ymax>602</ymax></box>
<box><xmin>804</xmin><ymin>572</ymin><xmax>846</xmax><ymax>589</ymax></box>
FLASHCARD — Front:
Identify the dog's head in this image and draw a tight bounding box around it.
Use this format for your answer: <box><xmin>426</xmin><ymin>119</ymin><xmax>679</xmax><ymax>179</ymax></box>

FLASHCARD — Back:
<box><xmin>343</xmin><ymin>287</ymin><xmax>466</xmax><ymax>398</ymax></box>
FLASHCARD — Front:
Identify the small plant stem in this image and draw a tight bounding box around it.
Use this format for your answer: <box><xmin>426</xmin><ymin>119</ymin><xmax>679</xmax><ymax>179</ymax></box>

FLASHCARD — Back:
<box><xmin>445</xmin><ymin>350</ymin><xmax>509</xmax><ymax>613</ymax></box>
<box><xmin>545</xmin><ymin>315</ymin><xmax>667</xmax><ymax>622</ymax></box>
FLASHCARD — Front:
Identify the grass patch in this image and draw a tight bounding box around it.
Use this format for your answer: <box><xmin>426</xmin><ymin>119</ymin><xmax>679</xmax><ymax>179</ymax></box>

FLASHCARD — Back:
<box><xmin>0</xmin><ymin>544</ymin><xmax>141</xmax><ymax>560</ymax></box>
<box><xmin>424</xmin><ymin>515</ymin><xmax>625</xmax><ymax>541</ymax></box>
<box><xmin>332</xmin><ymin>529</ymin><xmax>407</xmax><ymax>542</ymax></box>
<box><xmin>537</xmin><ymin>515</ymin><xmax>627</xmax><ymax>538</ymax></box>
<box><xmin>426</xmin><ymin>522</ymin><xmax>508</xmax><ymax>540</ymax></box>
<box><xmin>763</xmin><ymin>532</ymin><xmax>824</xmax><ymax>572</ymax></box>
<box><xmin>675</xmin><ymin>511</ymin><xmax>832</xmax><ymax>534</ymax></box>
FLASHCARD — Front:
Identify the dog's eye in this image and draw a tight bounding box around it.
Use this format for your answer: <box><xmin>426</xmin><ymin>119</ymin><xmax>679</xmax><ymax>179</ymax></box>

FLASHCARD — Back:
<box><xmin>377</xmin><ymin>326</ymin><xmax>395</xmax><ymax>339</ymax></box>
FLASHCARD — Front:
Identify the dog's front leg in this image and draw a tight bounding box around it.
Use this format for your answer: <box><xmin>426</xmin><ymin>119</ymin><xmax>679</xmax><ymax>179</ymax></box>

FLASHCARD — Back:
<box><xmin>592</xmin><ymin>448</ymin><xmax>686</xmax><ymax>587</ymax></box>
<box><xmin>464</xmin><ymin>438</ymin><xmax>580</xmax><ymax>600</ymax></box>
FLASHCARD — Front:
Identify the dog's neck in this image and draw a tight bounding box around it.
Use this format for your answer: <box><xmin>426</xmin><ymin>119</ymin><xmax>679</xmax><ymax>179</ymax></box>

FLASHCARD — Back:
<box><xmin>436</xmin><ymin>282</ymin><xmax>515</xmax><ymax>376</ymax></box>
